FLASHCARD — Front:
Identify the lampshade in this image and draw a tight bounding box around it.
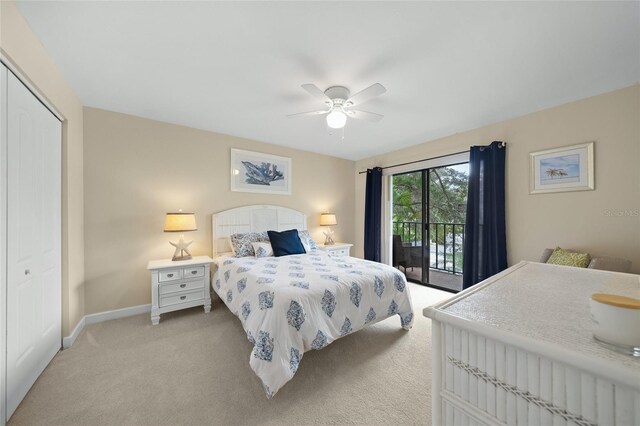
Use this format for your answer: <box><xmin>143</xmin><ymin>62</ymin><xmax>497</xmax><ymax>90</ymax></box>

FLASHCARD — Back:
<box><xmin>164</xmin><ymin>212</ymin><xmax>197</xmax><ymax>232</ymax></box>
<box><xmin>326</xmin><ymin>110</ymin><xmax>347</xmax><ymax>129</ymax></box>
<box><xmin>319</xmin><ymin>213</ymin><xmax>337</xmax><ymax>226</ymax></box>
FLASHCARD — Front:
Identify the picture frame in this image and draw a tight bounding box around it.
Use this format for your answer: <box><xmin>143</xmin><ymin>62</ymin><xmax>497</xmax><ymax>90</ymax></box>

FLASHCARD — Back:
<box><xmin>230</xmin><ymin>148</ymin><xmax>292</xmax><ymax>195</ymax></box>
<box><xmin>529</xmin><ymin>141</ymin><xmax>594</xmax><ymax>194</ymax></box>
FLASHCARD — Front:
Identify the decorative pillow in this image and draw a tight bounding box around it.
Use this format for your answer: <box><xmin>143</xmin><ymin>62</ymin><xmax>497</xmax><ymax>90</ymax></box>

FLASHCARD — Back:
<box><xmin>297</xmin><ymin>230</ymin><xmax>318</xmax><ymax>252</ymax></box>
<box><xmin>251</xmin><ymin>242</ymin><xmax>274</xmax><ymax>258</ymax></box>
<box><xmin>546</xmin><ymin>247</ymin><xmax>591</xmax><ymax>268</ymax></box>
<box><xmin>267</xmin><ymin>229</ymin><xmax>306</xmax><ymax>257</ymax></box>
<box><xmin>229</xmin><ymin>231</ymin><xmax>269</xmax><ymax>257</ymax></box>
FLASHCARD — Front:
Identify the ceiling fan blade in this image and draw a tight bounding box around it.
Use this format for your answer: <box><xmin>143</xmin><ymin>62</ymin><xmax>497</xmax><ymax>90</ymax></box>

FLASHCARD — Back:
<box><xmin>345</xmin><ymin>83</ymin><xmax>386</xmax><ymax>107</ymax></box>
<box><xmin>345</xmin><ymin>109</ymin><xmax>384</xmax><ymax>123</ymax></box>
<box><xmin>301</xmin><ymin>84</ymin><xmax>332</xmax><ymax>104</ymax></box>
<box><xmin>286</xmin><ymin>109</ymin><xmax>330</xmax><ymax>118</ymax></box>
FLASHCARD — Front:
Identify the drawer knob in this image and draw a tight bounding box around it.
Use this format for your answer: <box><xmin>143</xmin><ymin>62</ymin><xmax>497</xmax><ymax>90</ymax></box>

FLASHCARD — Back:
<box><xmin>180</xmin><ymin>284</ymin><xmax>186</xmax><ymax>288</ymax></box>
<box><xmin>191</xmin><ymin>271</ymin><xmax>197</xmax><ymax>275</ymax></box>
<box><xmin>180</xmin><ymin>295</ymin><xmax>186</xmax><ymax>300</ymax></box>
<box><xmin>167</xmin><ymin>273</ymin><xmax>174</xmax><ymax>278</ymax></box>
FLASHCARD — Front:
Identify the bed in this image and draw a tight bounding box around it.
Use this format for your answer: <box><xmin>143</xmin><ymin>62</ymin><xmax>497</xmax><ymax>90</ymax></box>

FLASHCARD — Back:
<box><xmin>211</xmin><ymin>205</ymin><xmax>414</xmax><ymax>397</ymax></box>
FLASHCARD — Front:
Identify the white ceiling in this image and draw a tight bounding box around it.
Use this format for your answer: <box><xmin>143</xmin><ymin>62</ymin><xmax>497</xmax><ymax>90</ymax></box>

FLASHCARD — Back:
<box><xmin>17</xmin><ymin>1</ymin><xmax>640</xmax><ymax>161</ymax></box>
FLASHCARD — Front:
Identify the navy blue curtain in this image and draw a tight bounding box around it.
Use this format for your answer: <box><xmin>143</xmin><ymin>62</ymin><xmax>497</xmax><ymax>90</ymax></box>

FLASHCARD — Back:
<box><xmin>462</xmin><ymin>141</ymin><xmax>507</xmax><ymax>289</ymax></box>
<box><xmin>364</xmin><ymin>167</ymin><xmax>383</xmax><ymax>262</ymax></box>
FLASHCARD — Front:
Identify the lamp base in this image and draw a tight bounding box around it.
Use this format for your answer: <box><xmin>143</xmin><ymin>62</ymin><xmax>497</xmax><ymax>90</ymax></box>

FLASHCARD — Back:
<box><xmin>171</xmin><ymin>254</ymin><xmax>192</xmax><ymax>262</ymax></box>
<box><xmin>169</xmin><ymin>235</ymin><xmax>193</xmax><ymax>262</ymax></box>
<box><xmin>323</xmin><ymin>229</ymin><xmax>335</xmax><ymax>245</ymax></box>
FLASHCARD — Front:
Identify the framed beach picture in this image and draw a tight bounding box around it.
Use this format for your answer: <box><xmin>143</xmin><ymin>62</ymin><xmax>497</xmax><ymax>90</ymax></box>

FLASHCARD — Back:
<box><xmin>230</xmin><ymin>149</ymin><xmax>292</xmax><ymax>195</ymax></box>
<box><xmin>529</xmin><ymin>142</ymin><xmax>594</xmax><ymax>194</ymax></box>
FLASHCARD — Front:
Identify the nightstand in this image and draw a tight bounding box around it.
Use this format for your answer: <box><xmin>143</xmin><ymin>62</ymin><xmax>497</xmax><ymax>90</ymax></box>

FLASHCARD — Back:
<box><xmin>147</xmin><ymin>255</ymin><xmax>213</xmax><ymax>325</ymax></box>
<box><xmin>317</xmin><ymin>242</ymin><xmax>353</xmax><ymax>258</ymax></box>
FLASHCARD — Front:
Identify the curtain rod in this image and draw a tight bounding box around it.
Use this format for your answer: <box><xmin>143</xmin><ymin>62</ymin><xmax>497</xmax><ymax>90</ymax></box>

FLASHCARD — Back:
<box><xmin>357</xmin><ymin>149</ymin><xmax>469</xmax><ymax>175</ymax></box>
<box><xmin>357</xmin><ymin>141</ymin><xmax>506</xmax><ymax>174</ymax></box>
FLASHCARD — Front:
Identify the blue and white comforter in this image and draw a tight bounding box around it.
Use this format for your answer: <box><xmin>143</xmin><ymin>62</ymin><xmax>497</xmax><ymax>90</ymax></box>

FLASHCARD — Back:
<box><xmin>212</xmin><ymin>251</ymin><xmax>414</xmax><ymax>398</ymax></box>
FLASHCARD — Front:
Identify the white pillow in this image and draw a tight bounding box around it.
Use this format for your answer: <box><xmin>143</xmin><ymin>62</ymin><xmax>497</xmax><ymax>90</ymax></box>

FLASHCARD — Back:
<box><xmin>251</xmin><ymin>242</ymin><xmax>274</xmax><ymax>258</ymax></box>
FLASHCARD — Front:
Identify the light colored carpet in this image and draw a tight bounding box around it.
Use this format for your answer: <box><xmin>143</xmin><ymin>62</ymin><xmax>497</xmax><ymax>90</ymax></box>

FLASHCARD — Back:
<box><xmin>9</xmin><ymin>284</ymin><xmax>453</xmax><ymax>426</ymax></box>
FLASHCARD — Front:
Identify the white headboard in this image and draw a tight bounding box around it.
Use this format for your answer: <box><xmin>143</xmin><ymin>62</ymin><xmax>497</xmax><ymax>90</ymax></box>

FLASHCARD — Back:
<box><xmin>211</xmin><ymin>205</ymin><xmax>307</xmax><ymax>256</ymax></box>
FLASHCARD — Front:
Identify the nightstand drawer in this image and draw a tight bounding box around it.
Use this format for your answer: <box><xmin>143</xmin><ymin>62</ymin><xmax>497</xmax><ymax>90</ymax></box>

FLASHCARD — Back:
<box><xmin>328</xmin><ymin>248</ymin><xmax>349</xmax><ymax>257</ymax></box>
<box><xmin>159</xmin><ymin>279</ymin><xmax>204</xmax><ymax>295</ymax></box>
<box><xmin>159</xmin><ymin>269</ymin><xmax>181</xmax><ymax>282</ymax></box>
<box><xmin>317</xmin><ymin>243</ymin><xmax>352</xmax><ymax>258</ymax></box>
<box><xmin>182</xmin><ymin>266</ymin><xmax>204</xmax><ymax>279</ymax></box>
<box><xmin>159</xmin><ymin>289</ymin><xmax>204</xmax><ymax>308</ymax></box>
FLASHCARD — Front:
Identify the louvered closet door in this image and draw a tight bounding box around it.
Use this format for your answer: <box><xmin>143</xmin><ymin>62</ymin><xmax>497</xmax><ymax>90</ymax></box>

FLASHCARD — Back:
<box><xmin>5</xmin><ymin>67</ymin><xmax>62</xmax><ymax>418</ymax></box>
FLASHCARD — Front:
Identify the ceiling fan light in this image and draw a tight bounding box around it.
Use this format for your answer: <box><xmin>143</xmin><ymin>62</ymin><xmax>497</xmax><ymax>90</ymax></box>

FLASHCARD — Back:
<box><xmin>326</xmin><ymin>110</ymin><xmax>347</xmax><ymax>129</ymax></box>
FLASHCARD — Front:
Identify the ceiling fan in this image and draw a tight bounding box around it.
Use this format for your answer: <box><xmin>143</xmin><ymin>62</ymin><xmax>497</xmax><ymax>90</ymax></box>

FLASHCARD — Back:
<box><xmin>287</xmin><ymin>83</ymin><xmax>386</xmax><ymax>129</ymax></box>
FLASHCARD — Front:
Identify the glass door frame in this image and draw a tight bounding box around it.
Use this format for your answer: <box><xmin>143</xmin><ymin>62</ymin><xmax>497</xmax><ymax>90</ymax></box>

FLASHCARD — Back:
<box><xmin>393</xmin><ymin>160</ymin><xmax>469</xmax><ymax>293</ymax></box>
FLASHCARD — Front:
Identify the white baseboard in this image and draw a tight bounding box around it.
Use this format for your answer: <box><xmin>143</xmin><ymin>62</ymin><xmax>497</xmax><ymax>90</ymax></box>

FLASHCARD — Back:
<box><xmin>84</xmin><ymin>303</ymin><xmax>151</xmax><ymax>325</ymax></box>
<box><xmin>62</xmin><ymin>304</ymin><xmax>151</xmax><ymax>349</ymax></box>
<box><xmin>62</xmin><ymin>316</ymin><xmax>86</xmax><ymax>349</ymax></box>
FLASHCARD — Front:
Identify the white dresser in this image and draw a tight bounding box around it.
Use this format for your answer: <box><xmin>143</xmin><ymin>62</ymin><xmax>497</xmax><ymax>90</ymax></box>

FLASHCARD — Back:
<box><xmin>424</xmin><ymin>261</ymin><xmax>640</xmax><ymax>426</ymax></box>
<box><xmin>148</xmin><ymin>256</ymin><xmax>212</xmax><ymax>325</ymax></box>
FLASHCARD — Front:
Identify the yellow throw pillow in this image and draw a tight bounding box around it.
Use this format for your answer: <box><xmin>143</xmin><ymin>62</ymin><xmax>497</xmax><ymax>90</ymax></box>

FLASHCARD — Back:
<box><xmin>546</xmin><ymin>247</ymin><xmax>591</xmax><ymax>268</ymax></box>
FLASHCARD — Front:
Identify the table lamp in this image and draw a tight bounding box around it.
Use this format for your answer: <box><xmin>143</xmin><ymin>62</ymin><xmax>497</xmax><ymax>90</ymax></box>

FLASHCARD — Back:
<box><xmin>164</xmin><ymin>211</ymin><xmax>197</xmax><ymax>261</ymax></box>
<box><xmin>319</xmin><ymin>213</ymin><xmax>337</xmax><ymax>245</ymax></box>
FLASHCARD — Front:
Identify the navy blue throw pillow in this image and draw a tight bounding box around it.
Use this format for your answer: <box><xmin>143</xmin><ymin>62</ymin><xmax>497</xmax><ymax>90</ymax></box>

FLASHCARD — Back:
<box><xmin>267</xmin><ymin>229</ymin><xmax>306</xmax><ymax>257</ymax></box>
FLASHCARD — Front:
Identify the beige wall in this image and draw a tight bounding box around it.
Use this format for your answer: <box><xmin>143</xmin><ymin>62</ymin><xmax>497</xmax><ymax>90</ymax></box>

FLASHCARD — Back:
<box><xmin>4</xmin><ymin>0</ymin><xmax>638</xmax><ymax>326</ymax></box>
<box><xmin>355</xmin><ymin>85</ymin><xmax>640</xmax><ymax>274</ymax></box>
<box><xmin>83</xmin><ymin>108</ymin><xmax>355</xmax><ymax>314</ymax></box>
<box><xmin>1</xmin><ymin>1</ymin><xmax>85</xmax><ymax>335</ymax></box>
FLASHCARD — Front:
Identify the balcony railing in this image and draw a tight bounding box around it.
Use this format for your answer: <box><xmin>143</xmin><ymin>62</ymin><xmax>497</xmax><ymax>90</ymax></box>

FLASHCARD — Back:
<box><xmin>392</xmin><ymin>221</ymin><xmax>465</xmax><ymax>275</ymax></box>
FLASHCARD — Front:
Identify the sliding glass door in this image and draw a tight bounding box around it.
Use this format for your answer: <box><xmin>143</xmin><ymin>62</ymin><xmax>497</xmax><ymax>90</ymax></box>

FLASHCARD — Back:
<box><xmin>392</xmin><ymin>162</ymin><xmax>469</xmax><ymax>292</ymax></box>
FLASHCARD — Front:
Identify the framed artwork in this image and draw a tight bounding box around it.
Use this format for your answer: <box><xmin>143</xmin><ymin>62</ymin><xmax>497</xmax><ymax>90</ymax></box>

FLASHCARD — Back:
<box><xmin>529</xmin><ymin>142</ymin><xmax>594</xmax><ymax>194</ymax></box>
<box><xmin>230</xmin><ymin>149</ymin><xmax>292</xmax><ymax>195</ymax></box>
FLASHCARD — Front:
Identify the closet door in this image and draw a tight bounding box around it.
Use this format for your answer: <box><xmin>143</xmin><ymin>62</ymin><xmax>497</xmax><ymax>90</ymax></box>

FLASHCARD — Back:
<box><xmin>5</xmin><ymin>67</ymin><xmax>62</xmax><ymax>418</ymax></box>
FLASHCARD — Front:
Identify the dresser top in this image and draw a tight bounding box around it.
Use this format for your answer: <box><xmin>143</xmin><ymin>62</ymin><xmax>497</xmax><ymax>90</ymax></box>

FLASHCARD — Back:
<box><xmin>425</xmin><ymin>261</ymin><xmax>640</xmax><ymax>372</ymax></box>
<box><xmin>147</xmin><ymin>255</ymin><xmax>213</xmax><ymax>270</ymax></box>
